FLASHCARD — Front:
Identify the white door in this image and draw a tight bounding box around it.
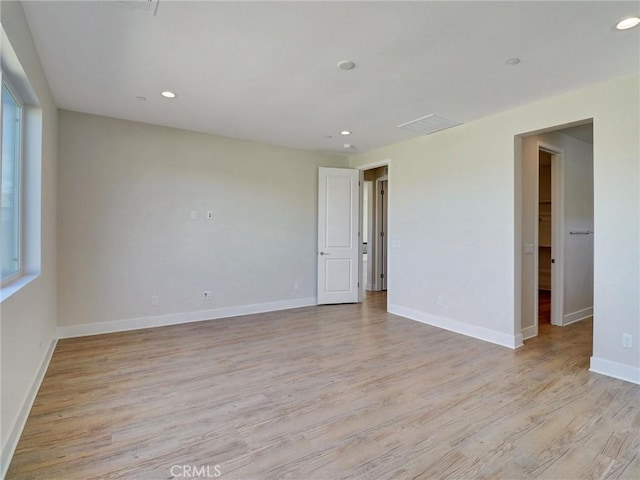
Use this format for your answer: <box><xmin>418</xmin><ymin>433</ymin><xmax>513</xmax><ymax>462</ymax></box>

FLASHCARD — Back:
<box><xmin>318</xmin><ymin>167</ymin><xmax>360</xmax><ymax>304</ymax></box>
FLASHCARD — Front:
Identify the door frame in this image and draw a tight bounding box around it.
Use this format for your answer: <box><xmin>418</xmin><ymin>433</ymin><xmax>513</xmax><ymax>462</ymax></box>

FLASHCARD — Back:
<box><xmin>357</xmin><ymin>160</ymin><xmax>390</xmax><ymax>302</ymax></box>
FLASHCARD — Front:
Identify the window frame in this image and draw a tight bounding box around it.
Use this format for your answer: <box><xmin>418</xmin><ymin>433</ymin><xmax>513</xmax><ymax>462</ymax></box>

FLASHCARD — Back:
<box><xmin>1</xmin><ymin>75</ymin><xmax>24</xmax><ymax>286</ymax></box>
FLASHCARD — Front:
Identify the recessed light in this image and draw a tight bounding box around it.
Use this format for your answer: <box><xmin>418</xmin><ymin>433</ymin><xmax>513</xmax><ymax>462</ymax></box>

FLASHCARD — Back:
<box><xmin>505</xmin><ymin>58</ymin><xmax>521</xmax><ymax>66</ymax></box>
<box><xmin>616</xmin><ymin>16</ymin><xmax>640</xmax><ymax>30</ymax></box>
<box><xmin>343</xmin><ymin>143</ymin><xmax>355</xmax><ymax>149</ymax></box>
<box><xmin>337</xmin><ymin>60</ymin><xmax>356</xmax><ymax>71</ymax></box>
<box><xmin>340</xmin><ymin>130</ymin><xmax>351</xmax><ymax>136</ymax></box>
<box><xmin>161</xmin><ymin>91</ymin><xmax>177</xmax><ymax>98</ymax></box>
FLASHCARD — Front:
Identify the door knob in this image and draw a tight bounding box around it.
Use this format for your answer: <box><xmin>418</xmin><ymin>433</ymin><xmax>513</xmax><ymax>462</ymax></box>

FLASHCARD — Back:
<box><xmin>319</xmin><ymin>252</ymin><xmax>331</xmax><ymax>255</ymax></box>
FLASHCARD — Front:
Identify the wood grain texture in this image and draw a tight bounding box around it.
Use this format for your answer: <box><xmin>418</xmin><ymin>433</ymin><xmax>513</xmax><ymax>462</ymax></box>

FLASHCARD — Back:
<box><xmin>539</xmin><ymin>290</ymin><xmax>551</xmax><ymax>325</ymax></box>
<box><xmin>7</xmin><ymin>292</ymin><xmax>640</xmax><ymax>479</ymax></box>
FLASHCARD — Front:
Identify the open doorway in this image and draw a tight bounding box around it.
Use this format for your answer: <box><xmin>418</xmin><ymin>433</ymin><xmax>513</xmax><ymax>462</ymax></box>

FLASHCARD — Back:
<box><xmin>518</xmin><ymin>121</ymin><xmax>593</xmax><ymax>342</ymax></box>
<box><xmin>377</xmin><ymin>177</ymin><xmax>388</xmax><ymax>291</ymax></box>
<box><xmin>537</xmin><ymin>148</ymin><xmax>555</xmax><ymax>328</ymax></box>
<box><xmin>361</xmin><ymin>164</ymin><xmax>389</xmax><ymax>303</ymax></box>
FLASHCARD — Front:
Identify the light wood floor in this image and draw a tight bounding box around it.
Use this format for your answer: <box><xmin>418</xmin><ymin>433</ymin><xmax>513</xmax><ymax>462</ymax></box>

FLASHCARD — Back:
<box><xmin>538</xmin><ymin>290</ymin><xmax>551</xmax><ymax>325</ymax></box>
<box><xmin>7</xmin><ymin>292</ymin><xmax>640</xmax><ymax>479</ymax></box>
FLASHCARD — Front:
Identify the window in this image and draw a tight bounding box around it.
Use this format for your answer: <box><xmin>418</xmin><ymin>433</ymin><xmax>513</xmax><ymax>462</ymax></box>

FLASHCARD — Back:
<box><xmin>1</xmin><ymin>32</ymin><xmax>42</xmax><ymax>300</ymax></box>
<box><xmin>1</xmin><ymin>80</ymin><xmax>23</xmax><ymax>284</ymax></box>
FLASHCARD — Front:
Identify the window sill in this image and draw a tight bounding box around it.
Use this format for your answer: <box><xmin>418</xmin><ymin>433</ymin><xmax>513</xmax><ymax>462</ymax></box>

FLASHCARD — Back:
<box><xmin>1</xmin><ymin>273</ymin><xmax>40</xmax><ymax>302</ymax></box>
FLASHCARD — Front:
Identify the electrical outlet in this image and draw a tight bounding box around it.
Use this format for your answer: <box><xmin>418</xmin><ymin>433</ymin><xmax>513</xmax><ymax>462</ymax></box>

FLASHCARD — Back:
<box><xmin>203</xmin><ymin>291</ymin><xmax>212</xmax><ymax>299</ymax></box>
<box><xmin>294</xmin><ymin>282</ymin><xmax>299</xmax><ymax>291</ymax></box>
<box><xmin>437</xmin><ymin>296</ymin><xmax>444</xmax><ymax>306</ymax></box>
<box><xmin>151</xmin><ymin>295</ymin><xmax>158</xmax><ymax>306</ymax></box>
<box><xmin>622</xmin><ymin>334</ymin><xmax>632</xmax><ymax>348</ymax></box>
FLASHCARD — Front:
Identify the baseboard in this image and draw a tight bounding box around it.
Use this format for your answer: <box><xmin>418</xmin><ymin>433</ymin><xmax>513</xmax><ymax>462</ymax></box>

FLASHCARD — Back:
<box><xmin>563</xmin><ymin>306</ymin><xmax>593</xmax><ymax>326</ymax></box>
<box><xmin>590</xmin><ymin>356</ymin><xmax>640</xmax><ymax>385</ymax></box>
<box><xmin>522</xmin><ymin>324</ymin><xmax>538</xmax><ymax>340</ymax></box>
<box><xmin>57</xmin><ymin>297</ymin><xmax>318</xmax><ymax>339</ymax></box>
<box><xmin>388</xmin><ymin>304</ymin><xmax>522</xmax><ymax>349</ymax></box>
<box><xmin>1</xmin><ymin>337</ymin><xmax>58</xmax><ymax>479</ymax></box>
<box><xmin>513</xmin><ymin>333</ymin><xmax>524</xmax><ymax>348</ymax></box>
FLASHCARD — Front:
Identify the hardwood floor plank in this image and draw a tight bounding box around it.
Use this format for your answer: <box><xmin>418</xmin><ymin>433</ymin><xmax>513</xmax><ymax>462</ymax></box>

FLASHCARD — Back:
<box><xmin>7</xmin><ymin>292</ymin><xmax>640</xmax><ymax>479</ymax></box>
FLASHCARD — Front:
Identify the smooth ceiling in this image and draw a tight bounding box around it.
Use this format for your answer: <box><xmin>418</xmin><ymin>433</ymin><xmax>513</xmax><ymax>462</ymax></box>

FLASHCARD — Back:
<box><xmin>21</xmin><ymin>1</ymin><xmax>640</xmax><ymax>154</ymax></box>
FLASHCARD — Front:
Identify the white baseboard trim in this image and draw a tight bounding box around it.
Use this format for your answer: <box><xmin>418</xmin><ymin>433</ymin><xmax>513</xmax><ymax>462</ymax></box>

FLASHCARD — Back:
<box><xmin>1</xmin><ymin>337</ymin><xmax>58</xmax><ymax>479</ymax></box>
<box><xmin>590</xmin><ymin>357</ymin><xmax>640</xmax><ymax>385</ymax></box>
<box><xmin>57</xmin><ymin>297</ymin><xmax>318</xmax><ymax>339</ymax></box>
<box><xmin>563</xmin><ymin>306</ymin><xmax>593</xmax><ymax>326</ymax></box>
<box><xmin>513</xmin><ymin>333</ymin><xmax>524</xmax><ymax>349</ymax></box>
<box><xmin>388</xmin><ymin>304</ymin><xmax>521</xmax><ymax>349</ymax></box>
<box><xmin>522</xmin><ymin>325</ymin><xmax>538</xmax><ymax>340</ymax></box>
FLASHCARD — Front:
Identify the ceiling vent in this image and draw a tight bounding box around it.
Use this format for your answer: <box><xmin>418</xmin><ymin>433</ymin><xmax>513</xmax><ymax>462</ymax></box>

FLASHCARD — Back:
<box><xmin>397</xmin><ymin>114</ymin><xmax>461</xmax><ymax>136</ymax></box>
<box><xmin>118</xmin><ymin>0</ymin><xmax>160</xmax><ymax>15</ymax></box>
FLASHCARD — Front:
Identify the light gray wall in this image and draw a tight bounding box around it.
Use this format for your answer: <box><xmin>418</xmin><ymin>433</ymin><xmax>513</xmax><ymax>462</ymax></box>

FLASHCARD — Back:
<box><xmin>1</xmin><ymin>1</ymin><xmax>58</xmax><ymax>473</ymax></box>
<box><xmin>349</xmin><ymin>75</ymin><xmax>639</xmax><ymax>380</ymax></box>
<box><xmin>57</xmin><ymin>110</ymin><xmax>346</xmax><ymax>329</ymax></box>
<box><xmin>555</xmin><ymin>133</ymin><xmax>594</xmax><ymax>319</ymax></box>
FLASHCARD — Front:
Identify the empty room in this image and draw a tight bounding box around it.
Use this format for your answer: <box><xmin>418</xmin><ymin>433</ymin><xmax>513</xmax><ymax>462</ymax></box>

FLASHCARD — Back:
<box><xmin>1</xmin><ymin>1</ymin><xmax>639</xmax><ymax>479</ymax></box>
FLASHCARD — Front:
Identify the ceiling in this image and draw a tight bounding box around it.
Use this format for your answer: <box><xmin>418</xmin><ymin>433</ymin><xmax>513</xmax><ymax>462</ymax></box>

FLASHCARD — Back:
<box><xmin>21</xmin><ymin>1</ymin><xmax>639</xmax><ymax>154</ymax></box>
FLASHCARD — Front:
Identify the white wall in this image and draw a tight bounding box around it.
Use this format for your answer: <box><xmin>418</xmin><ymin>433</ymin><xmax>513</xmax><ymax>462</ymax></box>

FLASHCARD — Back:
<box><xmin>562</xmin><ymin>135</ymin><xmax>594</xmax><ymax>321</ymax></box>
<box><xmin>57</xmin><ymin>111</ymin><xmax>345</xmax><ymax>334</ymax></box>
<box><xmin>521</xmin><ymin>131</ymin><xmax>594</xmax><ymax>333</ymax></box>
<box><xmin>349</xmin><ymin>75</ymin><xmax>639</xmax><ymax>383</ymax></box>
<box><xmin>0</xmin><ymin>1</ymin><xmax>58</xmax><ymax>475</ymax></box>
